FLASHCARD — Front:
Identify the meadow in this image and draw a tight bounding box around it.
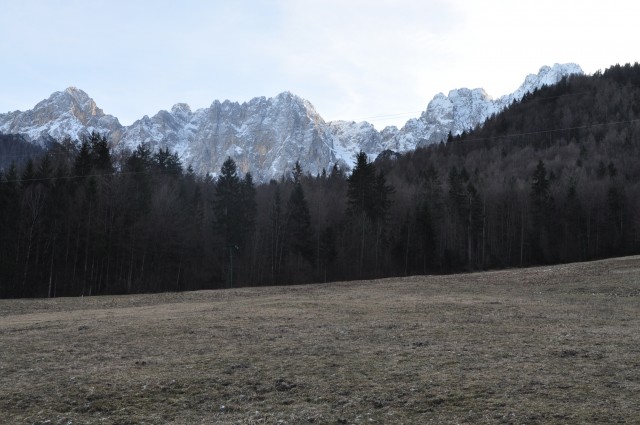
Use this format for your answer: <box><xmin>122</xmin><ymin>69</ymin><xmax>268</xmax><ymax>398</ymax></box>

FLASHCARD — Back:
<box><xmin>1</xmin><ymin>256</ymin><xmax>639</xmax><ymax>424</ymax></box>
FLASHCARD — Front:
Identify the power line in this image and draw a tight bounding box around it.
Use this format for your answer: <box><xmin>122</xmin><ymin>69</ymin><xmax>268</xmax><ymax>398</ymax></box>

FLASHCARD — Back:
<box><xmin>453</xmin><ymin>118</ymin><xmax>640</xmax><ymax>144</ymax></box>
<box><xmin>349</xmin><ymin>111</ymin><xmax>424</xmax><ymax>122</ymax></box>
<box><xmin>348</xmin><ymin>89</ymin><xmax>595</xmax><ymax>123</ymax></box>
<box><xmin>0</xmin><ymin>84</ymin><xmax>636</xmax><ymax>181</ymax></box>
<box><xmin>0</xmin><ymin>169</ymin><xmax>183</xmax><ymax>184</ymax></box>
<box><xmin>2</xmin><ymin>116</ymin><xmax>639</xmax><ymax>184</ymax></box>
<box><xmin>0</xmin><ymin>85</ymin><xmax>597</xmax><ymax>159</ymax></box>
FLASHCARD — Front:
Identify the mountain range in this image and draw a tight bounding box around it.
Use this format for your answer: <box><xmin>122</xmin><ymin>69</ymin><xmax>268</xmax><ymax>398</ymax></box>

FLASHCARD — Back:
<box><xmin>0</xmin><ymin>63</ymin><xmax>583</xmax><ymax>180</ymax></box>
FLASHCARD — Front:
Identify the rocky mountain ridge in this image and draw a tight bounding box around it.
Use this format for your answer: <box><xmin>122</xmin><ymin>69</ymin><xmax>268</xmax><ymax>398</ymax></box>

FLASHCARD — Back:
<box><xmin>0</xmin><ymin>63</ymin><xmax>583</xmax><ymax>180</ymax></box>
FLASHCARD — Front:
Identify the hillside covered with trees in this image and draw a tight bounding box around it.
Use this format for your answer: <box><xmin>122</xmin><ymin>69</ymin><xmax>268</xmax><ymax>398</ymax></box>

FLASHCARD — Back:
<box><xmin>2</xmin><ymin>63</ymin><xmax>640</xmax><ymax>298</ymax></box>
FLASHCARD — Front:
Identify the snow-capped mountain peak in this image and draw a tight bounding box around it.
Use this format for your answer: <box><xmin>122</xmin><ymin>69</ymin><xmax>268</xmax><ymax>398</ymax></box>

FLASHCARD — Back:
<box><xmin>503</xmin><ymin>63</ymin><xmax>583</xmax><ymax>107</ymax></box>
<box><xmin>384</xmin><ymin>62</ymin><xmax>584</xmax><ymax>149</ymax></box>
<box><xmin>117</xmin><ymin>92</ymin><xmax>333</xmax><ymax>180</ymax></box>
<box><xmin>0</xmin><ymin>87</ymin><xmax>122</xmax><ymax>145</ymax></box>
<box><xmin>0</xmin><ymin>63</ymin><xmax>584</xmax><ymax>179</ymax></box>
<box><xmin>171</xmin><ymin>103</ymin><xmax>192</xmax><ymax>115</ymax></box>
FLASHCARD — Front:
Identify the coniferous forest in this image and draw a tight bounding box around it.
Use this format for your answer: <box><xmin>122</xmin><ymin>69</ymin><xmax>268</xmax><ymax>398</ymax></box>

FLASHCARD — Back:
<box><xmin>3</xmin><ymin>64</ymin><xmax>640</xmax><ymax>298</ymax></box>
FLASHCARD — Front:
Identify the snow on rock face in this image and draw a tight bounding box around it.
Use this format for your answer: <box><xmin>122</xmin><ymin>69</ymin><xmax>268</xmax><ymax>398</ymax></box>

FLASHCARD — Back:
<box><xmin>325</xmin><ymin>120</ymin><xmax>382</xmax><ymax>168</ymax></box>
<box><xmin>390</xmin><ymin>63</ymin><xmax>584</xmax><ymax>148</ymax></box>
<box><xmin>0</xmin><ymin>87</ymin><xmax>122</xmax><ymax>146</ymax></box>
<box><xmin>120</xmin><ymin>92</ymin><xmax>334</xmax><ymax>181</ymax></box>
<box><xmin>0</xmin><ymin>64</ymin><xmax>583</xmax><ymax>180</ymax></box>
<box><xmin>501</xmin><ymin>63</ymin><xmax>584</xmax><ymax>108</ymax></box>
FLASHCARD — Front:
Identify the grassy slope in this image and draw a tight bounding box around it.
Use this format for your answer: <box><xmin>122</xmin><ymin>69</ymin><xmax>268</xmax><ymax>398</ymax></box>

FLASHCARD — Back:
<box><xmin>1</xmin><ymin>257</ymin><xmax>639</xmax><ymax>424</ymax></box>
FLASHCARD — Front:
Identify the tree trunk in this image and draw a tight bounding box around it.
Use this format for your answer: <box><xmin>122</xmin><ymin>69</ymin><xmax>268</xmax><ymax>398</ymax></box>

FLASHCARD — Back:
<box><xmin>48</xmin><ymin>235</ymin><xmax>56</xmax><ymax>298</ymax></box>
<box><xmin>359</xmin><ymin>213</ymin><xmax>366</xmax><ymax>277</ymax></box>
<box><xmin>404</xmin><ymin>218</ymin><xmax>410</xmax><ymax>276</ymax></box>
<box><xmin>482</xmin><ymin>199</ymin><xmax>486</xmax><ymax>268</ymax></box>
<box><xmin>22</xmin><ymin>224</ymin><xmax>34</xmax><ymax>292</ymax></box>
<box><xmin>520</xmin><ymin>208</ymin><xmax>525</xmax><ymax>266</ymax></box>
<box><xmin>127</xmin><ymin>248</ymin><xmax>134</xmax><ymax>293</ymax></box>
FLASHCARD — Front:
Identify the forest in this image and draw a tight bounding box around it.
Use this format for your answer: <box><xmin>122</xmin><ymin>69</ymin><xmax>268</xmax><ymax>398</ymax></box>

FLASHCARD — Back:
<box><xmin>2</xmin><ymin>63</ymin><xmax>640</xmax><ymax>298</ymax></box>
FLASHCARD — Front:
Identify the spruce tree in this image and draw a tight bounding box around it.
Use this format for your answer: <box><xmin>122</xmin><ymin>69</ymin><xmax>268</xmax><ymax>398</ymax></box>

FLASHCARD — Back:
<box><xmin>126</xmin><ymin>143</ymin><xmax>153</xmax><ymax>173</ymax></box>
<box><xmin>530</xmin><ymin>160</ymin><xmax>552</xmax><ymax>219</ymax></box>
<box><xmin>318</xmin><ymin>226</ymin><xmax>337</xmax><ymax>282</ymax></box>
<box><xmin>530</xmin><ymin>160</ymin><xmax>554</xmax><ymax>262</ymax></box>
<box><xmin>347</xmin><ymin>151</ymin><xmax>376</xmax><ymax>220</ymax></box>
<box><xmin>89</xmin><ymin>132</ymin><xmax>113</xmax><ymax>173</ymax></box>
<box><xmin>346</xmin><ymin>151</ymin><xmax>394</xmax><ymax>276</ymax></box>
<box><xmin>153</xmin><ymin>147</ymin><xmax>182</xmax><ymax>175</ymax></box>
<box><xmin>74</xmin><ymin>139</ymin><xmax>92</xmax><ymax>177</ymax></box>
<box><xmin>240</xmin><ymin>172</ymin><xmax>257</xmax><ymax>240</ymax></box>
<box><xmin>286</xmin><ymin>180</ymin><xmax>313</xmax><ymax>263</ymax></box>
<box><xmin>214</xmin><ymin>157</ymin><xmax>243</xmax><ymax>249</ymax></box>
<box><xmin>270</xmin><ymin>185</ymin><xmax>285</xmax><ymax>284</ymax></box>
<box><xmin>21</xmin><ymin>159</ymin><xmax>35</xmax><ymax>186</ymax></box>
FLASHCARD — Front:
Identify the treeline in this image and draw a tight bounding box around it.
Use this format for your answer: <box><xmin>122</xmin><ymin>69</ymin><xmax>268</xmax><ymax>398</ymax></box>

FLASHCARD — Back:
<box><xmin>0</xmin><ymin>133</ymin><xmax>43</xmax><ymax>171</ymax></box>
<box><xmin>384</xmin><ymin>63</ymin><xmax>640</xmax><ymax>271</ymax></box>
<box><xmin>2</xmin><ymin>63</ymin><xmax>640</xmax><ymax>297</ymax></box>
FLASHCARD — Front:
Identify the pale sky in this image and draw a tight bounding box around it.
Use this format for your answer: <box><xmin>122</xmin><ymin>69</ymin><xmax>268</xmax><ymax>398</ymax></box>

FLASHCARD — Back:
<box><xmin>1</xmin><ymin>0</ymin><xmax>638</xmax><ymax>130</ymax></box>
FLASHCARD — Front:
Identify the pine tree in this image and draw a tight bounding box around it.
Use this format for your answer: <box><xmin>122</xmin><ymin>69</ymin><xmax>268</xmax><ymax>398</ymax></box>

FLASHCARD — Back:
<box><xmin>318</xmin><ymin>226</ymin><xmax>337</xmax><ymax>282</ymax></box>
<box><xmin>21</xmin><ymin>159</ymin><xmax>35</xmax><ymax>186</ymax></box>
<box><xmin>214</xmin><ymin>157</ymin><xmax>243</xmax><ymax>248</ymax></box>
<box><xmin>153</xmin><ymin>147</ymin><xmax>182</xmax><ymax>175</ymax></box>
<box><xmin>74</xmin><ymin>139</ymin><xmax>92</xmax><ymax>177</ymax></box>
<box><xmin>270</xmin><ymin>185</ymin><xmax>285</xmax><ymax>284</ymax></box>
<box><xmin>347</xmin><ymin>151</ymin><xmax>376</xmax><ymax>220</ymax></box>
<box><xmin>347</xmin><ymin>152</ymin><xmax>376</xmax><ymax>275</ymax></box>
<box><xmin>126</xmin><ymin>143</ymin><xmax>153</xmax><ymax>173</ymax></box>
<box><xmin>416</xmin><ymin>165</ymin><xmax>442</xmax><ymax>272</ymax></box>
<box><xmin>0</xmin><ymin>164</ymin><xmax>21</xmax><ymax>296</ymax></box>
<box><xmin>346</xmin><ymin>151</ymin><xmax>394</xmax><ymax>276</ymax></box>
<box><xmin>89</xmin><ymin>132</ymin><xmax>113</xmax><ymax>173</ymax></box>
<box><xmin>36</xmin><ymin>155</ymin><xmax>52</xmax><ymax>184</ymax></box>
<box><xmin>530</xmin><ymin>160</ymin><xmax>554</xmax><ymax>262</ymax></box>
<box><xmin>530</xmin><ymin>160</ymin><xmax>552</xmax><ymax>220</ymax></box>
<box><xmin>292</xmin><ymin>160</ymin><xmax>303</xmax><ymax>183</ymax></box>
<box><xmin>286</xmin><ymin>180</ymin><xmax>313</xmax><ymax>264</ymax></box>
<box><xmin>213</xmin><ymin>158</ymin><xmax>256</xmax><ymax>286</ymax></box>
<box><xmin>241</xmin><ymin>172</ymin><xmax>257</xmax><ymax>232</ymax></box>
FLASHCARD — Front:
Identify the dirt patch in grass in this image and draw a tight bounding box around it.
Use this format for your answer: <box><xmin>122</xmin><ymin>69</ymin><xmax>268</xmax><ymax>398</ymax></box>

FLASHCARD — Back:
<box><xmin>1</xmin><ymin>257</ymin><xmax>639</xmax><ymax>424</ymax></box>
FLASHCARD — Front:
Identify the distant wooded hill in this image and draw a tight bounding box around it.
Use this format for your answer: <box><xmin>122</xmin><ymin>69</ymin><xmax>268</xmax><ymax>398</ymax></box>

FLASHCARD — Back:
<box><xmin>0</xmin><ymin>134</ymin><xmax>43</xmax><ymax>171</ymax></box>
<box><xmin>2</xmin><ymin>63</ymin><xmax>640</xmax><ymax>298</ymax></box>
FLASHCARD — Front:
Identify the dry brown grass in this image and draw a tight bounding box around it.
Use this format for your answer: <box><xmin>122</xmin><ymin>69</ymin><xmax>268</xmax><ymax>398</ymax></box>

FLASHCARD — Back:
<box><xmin>1</xmin><ymin>256</ymin><xmax>639</xmax><ymax>424</ymax></box>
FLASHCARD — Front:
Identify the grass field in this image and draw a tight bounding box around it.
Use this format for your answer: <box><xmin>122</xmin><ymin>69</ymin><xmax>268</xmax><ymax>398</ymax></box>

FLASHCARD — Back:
<box><xmin>1</xmin><ymin>256</ymin><xmax>639</xmax><ymax>424</ymax></box>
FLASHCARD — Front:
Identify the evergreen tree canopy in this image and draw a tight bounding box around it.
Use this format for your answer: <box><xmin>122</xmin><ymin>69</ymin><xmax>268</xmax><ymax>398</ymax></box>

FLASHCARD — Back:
<box><xmin>5</xmin><ymin>63</ymin><xmax>640</xmax><ymax>297</ymax></box>
<box><xmin>347</xmin><ymin>151</ymin><xmax>377</xmax><ymax>221</ymax></box>
<box><xmin>286</xmin><ymin>180</ymin><xmax>313</xmax><ymax>263</ymax></box>
<box><xmin>213</xmin><ymin>157</ymin><xmax>255</xmax><ymax>251</ymax></box>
